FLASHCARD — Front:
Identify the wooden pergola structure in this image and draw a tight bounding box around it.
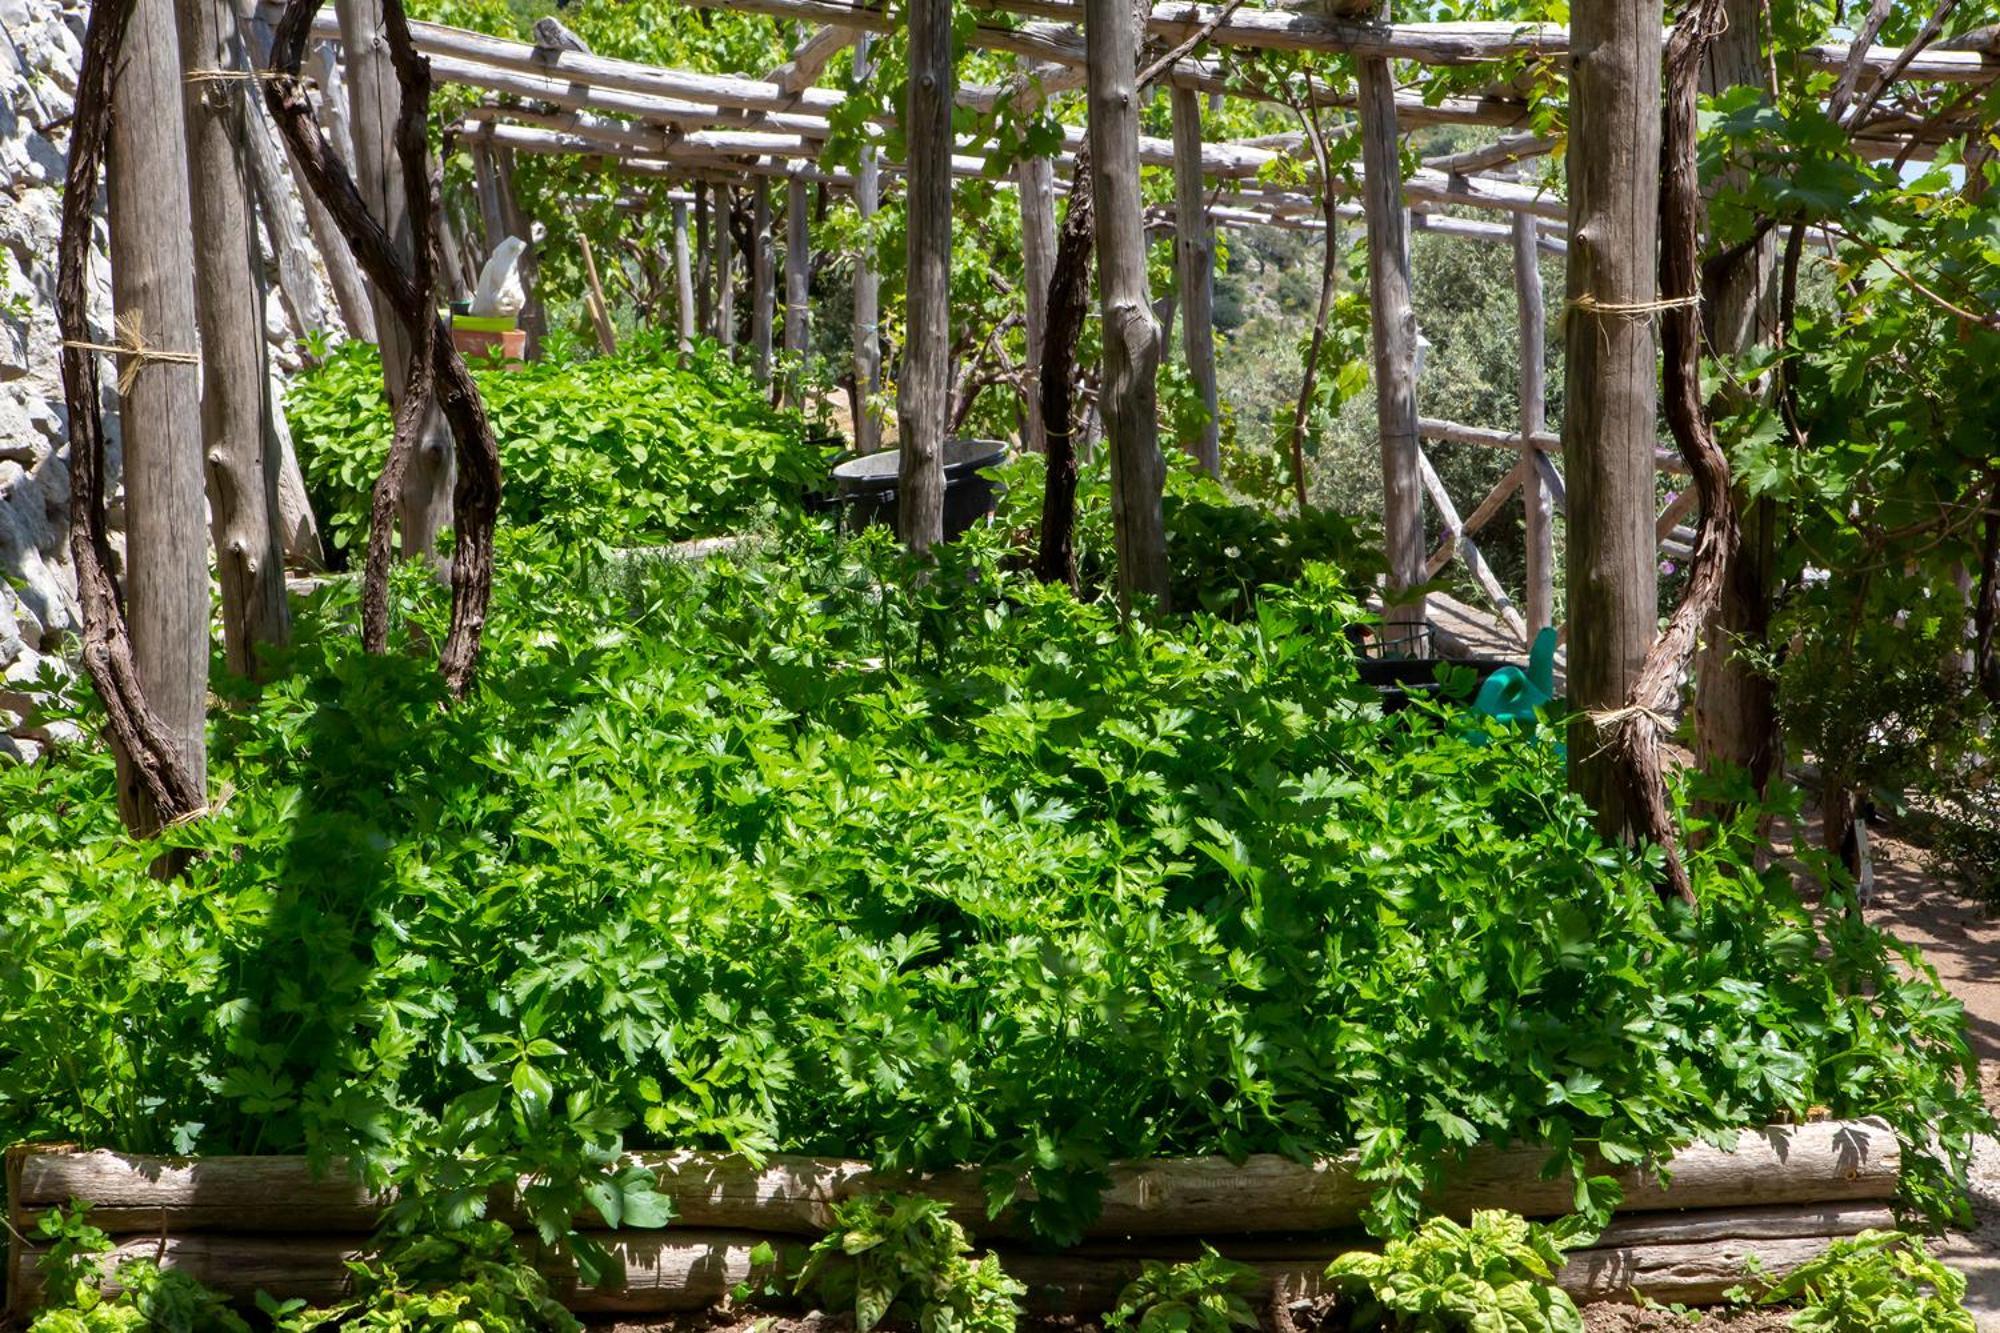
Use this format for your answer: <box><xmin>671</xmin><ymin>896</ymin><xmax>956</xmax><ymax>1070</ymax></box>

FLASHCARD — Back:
<box><xmin>275</xmin><ymin>0</ymin><xmax>1994</xmax><ymax>652</ymax></box>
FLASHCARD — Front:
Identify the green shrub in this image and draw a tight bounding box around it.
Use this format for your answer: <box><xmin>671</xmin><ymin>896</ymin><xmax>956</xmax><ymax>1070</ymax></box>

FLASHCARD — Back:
<box><xmin>1743</xmin><ymin>1230</ymin><xmax>1976</xmax><ymax>1333</ymax></box>
<box><xmin>1324</xmin><ymin>1211</ymin><xmax>1589</xmax><ymax>1332</ymax></box>
<box><xmin>992</xmin><ymin>449</ymin><xmax>1381</xmax><ymax>615</ymax></box>
<box><xmin>263</xmin><ymin>1224</ymin><xmax>580</xmax><ymax>1333</ymax></box>
<box><xmin>286</xmin><ymin>334</ymin><xmax>828</xmax><ymax>556</ymax></box>
<box><xmin>1105</xmin><ymin>1245</ymin><xmax>1261</xmax><ymax>1333</ymax></box>
<box><xmin>0</xmin><ymin>529</ymin><xmax>1985</xmax><ymax>1256</ymax></box>
<box><xmin>796</xmin><ymin>1195</ymin><xmax>1024</xmax><ymax>1333</ymax></box>
<box><xmin>28</xmin><ymin>1206</ymin><xmax>249</xmax><ymax>1333</ymax></box>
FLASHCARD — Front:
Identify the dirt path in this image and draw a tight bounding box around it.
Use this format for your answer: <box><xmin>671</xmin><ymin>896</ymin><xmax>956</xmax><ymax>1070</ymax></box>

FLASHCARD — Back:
<box><xmin>1867</xmin><ymin>832</ymin><xmax>2000</xmax><ymax>1329</ymax></box>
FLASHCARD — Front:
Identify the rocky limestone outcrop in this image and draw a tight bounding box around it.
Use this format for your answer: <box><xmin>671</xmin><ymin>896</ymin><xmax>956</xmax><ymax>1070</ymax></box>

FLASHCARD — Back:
<box><xmin>0</xmin><ymin>0</ymin><xmax>102</xmax><ymax>766</ymax></box>
<box><xmin>0</xmin><ymin>0</ymin><xmax>330</xmax><ymax>764</ymax></box>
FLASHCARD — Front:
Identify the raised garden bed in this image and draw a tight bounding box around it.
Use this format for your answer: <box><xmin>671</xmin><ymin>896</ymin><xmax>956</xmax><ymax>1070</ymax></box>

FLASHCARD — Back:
<box><xmin>4</xmin><ymin>1119</ymin><xmax>1901</xmax><ymax>1318</ymax></box>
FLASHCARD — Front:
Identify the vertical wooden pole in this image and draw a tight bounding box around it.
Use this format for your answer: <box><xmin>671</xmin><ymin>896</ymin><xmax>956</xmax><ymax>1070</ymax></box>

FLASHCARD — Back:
<box><xmin>851</xmin><ymin>33</ymin><xmax>882</xmax><ymax>454</ymax></box>
<box><xmin>109</xmin><ymin>0</ymin><xmax>207</xmax><ymax>831</ymax></box>
<box><xmin>1086</xmin><ymin>0</ymin><xmax>1168</xmax><ymax>608</ymax></box>
<box><xmin>472</xmin><ymin>139</ymin><xmax>506</xmax><ymax>253</ymax></box>
<box><xmin>334</xmin><ymin>0</ymin><xmax>452</xmax><ymax>559</ymax></box>
<box><xmin>899</xmin><ymin>0</ymin><xmax>952</xmax><ymax>549</ymax></box>
<box><xmin>784</xmin><ymin>169</ymin><xmax>810</xmax><ymax>378</ymax></box>
<box><xmin>1016</xmin><ymin>153</ymin><xmax>1056</xmax><ymax>456</ymax></box>
<box><xmin>1512</xmin><ymin>211</ymin><xmax>1553</xmax><ymax>635</ymax></box>
<box><xmin>1694</xmin><ymin>0</ymin><xmax>1780</xmax><ymax>799</ymax></box>
<box><xmin>716</xmin><ymin>184</ymin><xmax>737</xmax><ymax>352</ymax></box>
<box><xmin>273</xmin><ymin>39</ymin><xmax>375</xmax><ymax>342</ymax></box>
<box><xmin>1169</xmin><ymin>86</ymin><xmax>1220</xmax><ymax>477</ymax></box>
<box><xmin>751</xmin><ymin>178</ymin><xmax>775</xmax><ymax>383</ymax></box>
<box><xmin>1358</xmin><ymin>50</ymin><xmax>1424</xmax><ymax>637</ymax></box>
<box><xmin>695</xmin><ymin>181</ymin><xmax>714</xmax><ymax>339</ymax></box>
<box><xmin>579</xmin><ymin>231</ymin><xmax>618</xmax><ymax>356</ymax></box>
<box><xmin>1563</xmin><ymin>0</ymin><xmax>1662</xmax><ymax>829</ymax></box>
<box><xmin>673</xmin><ymin>199</ymin><xmax>696</xmax><ymax>354</ymax></box>
<box><xmin>176</xmin><ymin>0</ymin><xmax>290</xmax><ymax>680</ymax></box>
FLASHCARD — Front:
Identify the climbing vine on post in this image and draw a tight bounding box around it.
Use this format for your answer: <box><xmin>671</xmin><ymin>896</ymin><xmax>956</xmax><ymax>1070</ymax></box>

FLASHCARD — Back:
<box><xmin>264</xmin><ymin>0</ymin><xmax>503</xmax><ymax>698</ymax></box>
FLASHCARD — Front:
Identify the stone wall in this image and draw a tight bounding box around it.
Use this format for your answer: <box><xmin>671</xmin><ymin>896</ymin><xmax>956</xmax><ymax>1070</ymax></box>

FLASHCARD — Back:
<box><xmin>0</xmin><ymin>0</ymin><xmax>102</xmax><ymax>765</ymax></box>
<box><xmin>0</xmin><ymin>0</ymin><xmax>328</xmax><ymax>765</ymax></box>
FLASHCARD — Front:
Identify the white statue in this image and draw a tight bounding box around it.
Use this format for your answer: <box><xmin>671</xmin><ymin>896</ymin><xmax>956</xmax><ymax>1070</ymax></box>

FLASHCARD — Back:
<box><xmin>470</xmin><ymin>235</ymin><xmax>529</xmax><ymax>318</ymax></box>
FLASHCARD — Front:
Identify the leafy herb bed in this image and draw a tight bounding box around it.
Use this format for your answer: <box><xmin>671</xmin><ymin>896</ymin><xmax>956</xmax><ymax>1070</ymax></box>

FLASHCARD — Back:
<box><xmin>285</xmin><ymin>334</ymin><xmax>828</xmax><ymax>558</ymax></box>
<box><xmin>0</xmin><ymin>531</ymin><xmax>1985</xmax><ymax>1260</ymax></box>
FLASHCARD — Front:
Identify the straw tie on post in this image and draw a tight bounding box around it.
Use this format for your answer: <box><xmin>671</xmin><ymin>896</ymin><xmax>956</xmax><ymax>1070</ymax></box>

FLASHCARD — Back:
<box><xmin>1582</xmin><ymin>702</ymin><xmax>1678</xmax><ymax>762</ymax></box>
<box><xmin>63</xmin><ymin>311</ymin><xmax>199</xmax><ymax>395</ymax></box>
<box><xmin>1567</xmin><ymin>291</ymin><xmax>1703</xmax><ymax>319</ymax></box>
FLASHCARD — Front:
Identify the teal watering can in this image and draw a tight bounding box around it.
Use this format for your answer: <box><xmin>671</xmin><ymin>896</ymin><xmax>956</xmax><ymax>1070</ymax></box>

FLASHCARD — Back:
<box><xmin>1467</xmin><ymin>627</ymin><xmax>1557</xmax><ymax>737</ymax></box>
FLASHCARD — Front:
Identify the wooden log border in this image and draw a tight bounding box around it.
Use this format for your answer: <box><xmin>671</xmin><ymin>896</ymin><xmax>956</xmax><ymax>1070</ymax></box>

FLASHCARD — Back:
<box><xmin>5</xmin><ymin>1119</ymin><xmax>1900</xmax><ymax>1316</ymax></box>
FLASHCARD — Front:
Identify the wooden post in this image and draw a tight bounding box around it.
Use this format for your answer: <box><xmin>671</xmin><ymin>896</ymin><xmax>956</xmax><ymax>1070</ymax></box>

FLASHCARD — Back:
<box><xmin>673</xmin><ymin>199</ymin><xmax>696</xmax><ymax>353</ymax></box>
<box><xmin>1562</xmin><ymin>0</ymin><xmax>1662</xmax><ymax>829</ymax></box>
<box><xmin>579</xmin><ymin>230</ymin><xmax>618</xmax><ymax>355</ymax></box>
<box><xmin>1512</xmin><ymin>211</ymin><xmax>1553</xmax><ymax>635</ymax></box>
<box><xmin>334</xmin><ymin>0</ymin><xmax>452</xmax><ymax>561</ymax></box>
<box><xmin>108</xmin><ymin>0</ymin><xmax>208</xmax><ymax>832</ymax></box>
<box><xmin>472</xmin><ymin>139</ymin><xmax>506</xmax><ymax>253</ymax></box>
<box><xmin>898</xmin><ymin>0</ymin><xmax>951</xmax><ymax>549</ymax></box>
<box><xmin>851</xmin><ymin>33</ymin><xmax>882</xmax><ymax>454</ymax></box>
<box><xmin>1169</xmin><ymin>85</ymin><xmax>1219</xmax><ymax>477</ymax></box>
<box><xmin>784</xmin><ymin>168</ymin><xmax>810</xmax><ymax>374</ymax></box>
<box><xmin>1693</xmin><ymin>0</ymin><xmax>1780</xmax><ymax>800</ymax></box>
<box><xmin>751</xmin><ymin>178</ymin><xmax>774</xmax><ymax>382</ymax></box>
<box><xmin>176</xmin><ymin>0</ymin><xmax>290</xmax><ymax>681</ymax></box>
<box><xmin>695</xmin><ymin>181</ymin><xmax>713</xmax><ymax>338</ymax></box>
<box><xmin>716</xmin><ymin>184</ymin><xmax>737</xmax><ymax>351</ymax></box>
<box><xmin>437</xmin><ymin>204</ymin><xmax>470</xmax><ymax>303</ymax></box>
<box><xmin>1086</xmin><ymin>0</ymin><xmax>1168</xmax><ymax>607</ymax></box>
<box><xmin>1358</xmin><ymin>46</ymin><xmax>1424</xmax><ymax>635</ymax></box>
<box><xmin>304</xmin><ymin>40</ymin><xmax>379</xmax><ymax>342</ymax></box>
<box><xmin>1016</xmin><ymin>152</ymin><xmax>1056</xmax><ymax>455</ymax></box>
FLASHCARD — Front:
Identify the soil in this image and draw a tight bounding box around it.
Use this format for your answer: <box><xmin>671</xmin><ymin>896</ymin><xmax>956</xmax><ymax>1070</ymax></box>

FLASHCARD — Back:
<box><xmin>1578</xmin><ymin>1308</ymin><xmax>1795</xmax><ymax>1332</ymax></box>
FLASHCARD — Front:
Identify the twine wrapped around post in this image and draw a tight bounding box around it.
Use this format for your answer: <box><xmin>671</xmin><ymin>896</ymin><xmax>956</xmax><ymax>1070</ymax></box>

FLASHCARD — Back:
<box><xmin>63</xmin><ymin>312</ymin><xmax>199</xmax><ymax>395</ymax></box>
<box><xmin>1567</xmin><ymin>292</ymin><xmax>1703</xmax><ymax>319</ymax></box>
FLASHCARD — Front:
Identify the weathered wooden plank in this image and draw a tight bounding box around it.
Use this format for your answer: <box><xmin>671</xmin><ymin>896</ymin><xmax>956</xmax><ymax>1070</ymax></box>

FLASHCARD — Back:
<box><xmin>9</xmin><ymin>1216</ymin><xmax>1883</xmax><ymax>1319</ymax></box>
<box><xmin>1513</xmin><ymin>209</ymin><xmax>1553</xmax><ymax>634</ymax></box>
<box><xmin>11</xmin><ymin>1119</ymin><xmax>1900</xmax><ymax>1242</ymax></box>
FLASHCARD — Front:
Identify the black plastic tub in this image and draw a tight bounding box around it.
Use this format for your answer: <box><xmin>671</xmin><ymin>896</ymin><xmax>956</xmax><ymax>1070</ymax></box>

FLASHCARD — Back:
<box><xmin>829</xmin><ymin>440</ymin><xmax>1010</xmax><ymax>539</ymax></box>
<box><xmin>1354</xmin><ymin>656</ymin><xmax>1514</xmax><ymax>713</ymax></box>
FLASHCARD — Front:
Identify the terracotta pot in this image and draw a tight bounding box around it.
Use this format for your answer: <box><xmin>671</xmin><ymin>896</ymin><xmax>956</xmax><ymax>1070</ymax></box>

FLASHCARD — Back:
<box><xmin>450</xmin><ymin>324</ymin><xmax>527</xmax><ymax>366</ymax></box>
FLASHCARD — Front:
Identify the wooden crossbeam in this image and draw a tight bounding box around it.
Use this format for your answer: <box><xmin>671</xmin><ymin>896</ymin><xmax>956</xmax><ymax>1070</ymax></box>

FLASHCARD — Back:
<box><xmin>768</xmin><ymin>25</ymin><xmax>858</xmax><ymax>99</ymax></box>
<box><xmin>1417</xmin><ymin>447</ymin><xmax>1529</xmax><ymax>646</ymax></box>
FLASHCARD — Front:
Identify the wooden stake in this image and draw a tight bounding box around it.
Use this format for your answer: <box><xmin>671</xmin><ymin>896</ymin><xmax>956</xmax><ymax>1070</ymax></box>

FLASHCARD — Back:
<box><xmin>784</xmin><ymin>168</ymin><xmax>810</xmax><ymax>380</ymax></box>
<box><xmin>579</xmin><ymin>229</ymin><xmax>619</xmax><ymax>355</ymax></box>
<box><xmin>851</xmin><ymin>33</ymin><xmax>882</xmax><ymax>454</ymax></box>
<box><xmin>335</xmin><ymin>0</ymin><xmax>453</xmax><ymax>561</ymax></box>
<box><xmin>1170</xmin><ymin>85</ymin><xmax>1220</xmax><ymax>477</ymax></box>
<box><xmin>898</xmin><ymin>0</ymin><xmax>952</xmax><ymax>549</ymax></box>
<box><xmin>1562</xmin><ymin>0</ymin><xmax>1662</xmax><ymax>833</ymax></box>
<box><xmin>1512</xmin><ymin>210</ymin><xmax>1553</xmax><ymax>634</ymax></box>
<box><xmin>108</xmin><ymin>0</ymin><xmax>209</xmax><ymax>834</ymax></box>
<box><xmin>1358</xmin><ymin>46</ymin><xmax>1424</xmax><ymax>635</ymax></box>
<box><xmin>672</xmin><ymin>199</ymin><xmax>695</xmax><ymax>353</ymax></box>
<box><xmin>716</xmin><ymin>184</ymin><xmax>737</xmax><ymax>350</ymax></box>
<box><xmin>1016</xmin><ymin>151</ymin><xmax>1056</xmax><ymax>455</ymax></box>
<box><xmin>177</xmin><ymin>0</ymin><xmax>291</xmax><ymax>681</ymax></box>
<box><xmin>694</xmin><ymin>180</ymin><xmax>714</xmax><ymax>336</ymax></box>
<box><xmin>751</xmin><ymin>177</ymin><xmax>774</xmax><ymax>382</ymax></box>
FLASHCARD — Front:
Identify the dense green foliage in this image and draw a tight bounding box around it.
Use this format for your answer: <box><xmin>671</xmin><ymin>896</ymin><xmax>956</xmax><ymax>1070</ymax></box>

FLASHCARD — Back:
<box><xmin>796</xmin><ymin>1194</ymin><xmax>1023</xmax><ymax>1333</ymax></box>
<box><xmin>287</xmin><ymin>335</ymin><xmax>827</xmax><ymax>557</ymax></box>
<box><xmin>0</xmin><ymin>526</ymin><xmax>1984</xmax><ymax>1254</ymax></box>
<box><xmin>1324</xmin><ymin>1211</ymin><xmax>1589</xmax><ymax>1333</ymax></box>
<box><xmin>1743</xmin><ymin>1230</ymin><xmax>1977</xmax><ymax>1333</ymax></box>
<box><xmin>1105</xmin><ymin>1246</ymin><xmax>1262</xmax><ymax>1333</ymax></box>
<box><xmin>28</xmin><ymin>1208</ymin><xmax>577</xmax><ymax>1333</ymax></box>
<box><xmin>29</xmin><ymin>1207</ymin><xmax>250</xmax><ymax>1333</ymax></box>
